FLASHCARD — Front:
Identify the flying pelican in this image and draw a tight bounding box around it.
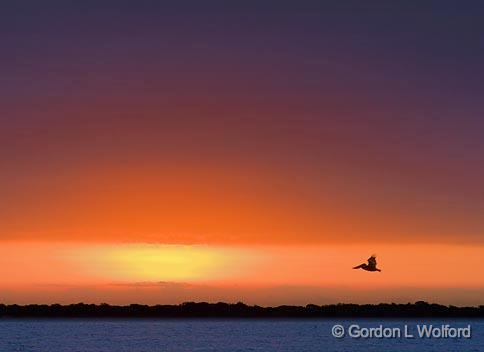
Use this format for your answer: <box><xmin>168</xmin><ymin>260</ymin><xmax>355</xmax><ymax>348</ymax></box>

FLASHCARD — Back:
<box><xmin>353</xmin><ymin>255</ymin><xmax>381</xmax><ymax>272</ymax></box>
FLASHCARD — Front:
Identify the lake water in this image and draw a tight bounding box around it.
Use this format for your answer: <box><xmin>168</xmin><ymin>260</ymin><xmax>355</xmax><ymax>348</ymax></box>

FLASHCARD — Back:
<box><xmin>0</xmin><ymin>319</ymin><xmax>482</xmax><ymax>351</ymax></box>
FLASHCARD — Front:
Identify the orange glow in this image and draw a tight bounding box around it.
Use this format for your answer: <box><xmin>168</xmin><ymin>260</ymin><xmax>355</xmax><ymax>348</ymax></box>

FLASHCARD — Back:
<box><xmin>3</xmin><ymin>160</ymin><xmax>481</xmax><ymax>246</ymax></box>
<box><xmin>1</xmin><ymin>242</ymin><xmax>482</xmax><ymax>305</ymax></box>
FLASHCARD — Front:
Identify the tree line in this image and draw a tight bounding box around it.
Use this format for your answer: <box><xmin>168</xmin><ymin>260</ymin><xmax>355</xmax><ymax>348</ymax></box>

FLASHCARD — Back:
<box><xmin>1</xmin><ymin>301</ymin><xmax>483</xmax><ymax>318</ymax></box>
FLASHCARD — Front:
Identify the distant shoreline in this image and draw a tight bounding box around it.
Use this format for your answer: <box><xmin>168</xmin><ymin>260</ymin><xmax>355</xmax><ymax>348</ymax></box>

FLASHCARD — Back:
<box><xmin>1</xmin><ymin>301</ymin><xmax>483</xmax><ymax>318</ymax></box>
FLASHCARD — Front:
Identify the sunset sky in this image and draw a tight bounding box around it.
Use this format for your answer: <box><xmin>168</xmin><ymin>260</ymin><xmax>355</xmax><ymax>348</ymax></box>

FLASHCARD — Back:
<box><xmin>1</xmin><ymin>1</ymin><xmax>483</xmax><ymax>306</ymax></box>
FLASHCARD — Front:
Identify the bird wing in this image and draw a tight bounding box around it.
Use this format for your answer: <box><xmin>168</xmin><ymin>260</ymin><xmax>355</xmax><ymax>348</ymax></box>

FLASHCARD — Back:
<box><xmin>367</xmin><ymin>255</ymin><xmax>377</xmax><ymax>269</ymax></box>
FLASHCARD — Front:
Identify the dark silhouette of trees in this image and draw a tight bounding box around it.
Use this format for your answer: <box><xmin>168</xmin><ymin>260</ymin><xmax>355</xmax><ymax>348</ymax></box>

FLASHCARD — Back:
<box><xmin>0</xmin><ymin>301</ymin><xmax>482</xmax><ymax>318</ymax></box>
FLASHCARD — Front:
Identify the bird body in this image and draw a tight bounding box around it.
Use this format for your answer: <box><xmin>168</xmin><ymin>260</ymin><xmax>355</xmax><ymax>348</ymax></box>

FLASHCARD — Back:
<box><xmin>353</xmin><ymin>255</ymin><xmax>381</xmax><ymax>272</ymax></box>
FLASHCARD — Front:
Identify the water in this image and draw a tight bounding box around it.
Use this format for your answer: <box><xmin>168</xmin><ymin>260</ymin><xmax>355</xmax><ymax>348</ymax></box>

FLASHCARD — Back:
<box><xmin>0</xmin><ymin>319</ymin><xmax>482</xmax><ymax>351</ymax></box>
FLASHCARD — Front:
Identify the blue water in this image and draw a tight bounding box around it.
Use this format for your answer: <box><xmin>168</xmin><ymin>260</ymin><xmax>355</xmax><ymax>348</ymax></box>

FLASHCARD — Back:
<box><xmin>0</xmin><ymin>319</ymin><xmax>482</xmax><ymax>351</ymax></box>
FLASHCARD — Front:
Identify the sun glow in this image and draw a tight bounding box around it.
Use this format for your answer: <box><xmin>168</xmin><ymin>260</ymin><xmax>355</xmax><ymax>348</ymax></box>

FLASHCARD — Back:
<box><xmin>69</xmin><ymin>244</ymin><xmax>258</xmax><ymax>282</ymax></box>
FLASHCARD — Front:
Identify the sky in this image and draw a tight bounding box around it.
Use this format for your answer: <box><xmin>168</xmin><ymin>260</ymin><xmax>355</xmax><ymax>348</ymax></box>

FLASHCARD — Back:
<box><xmin>1</xmin><ymin>1</ymin><xmax>484</xmax><ymax>306</ymax></box>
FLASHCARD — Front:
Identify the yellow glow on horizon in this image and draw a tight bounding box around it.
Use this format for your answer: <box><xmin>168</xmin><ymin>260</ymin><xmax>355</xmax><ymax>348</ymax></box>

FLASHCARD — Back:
<box><xmin>1</xmin><ymin>241</ymin><xmax>483</xmax><ymax>306</ymax></box>
<box><xmin>71</xmin><ymin>244</ymin><xmax>258</xmax><ymax>282</ymax></box>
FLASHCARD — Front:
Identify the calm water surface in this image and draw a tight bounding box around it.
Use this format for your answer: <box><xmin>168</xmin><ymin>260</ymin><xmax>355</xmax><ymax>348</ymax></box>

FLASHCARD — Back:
<box><xmin>0</xmin><ymin>319</ymin><xmax>482</xmax><ymax>352</ymax></box>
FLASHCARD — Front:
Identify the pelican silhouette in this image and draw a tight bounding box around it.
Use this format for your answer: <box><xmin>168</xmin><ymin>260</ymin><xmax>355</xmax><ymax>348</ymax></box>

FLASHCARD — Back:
<box><xmin>353</xmin><ymin>255</ymin><xmax>381</xmax><ymax>272</ymax></box>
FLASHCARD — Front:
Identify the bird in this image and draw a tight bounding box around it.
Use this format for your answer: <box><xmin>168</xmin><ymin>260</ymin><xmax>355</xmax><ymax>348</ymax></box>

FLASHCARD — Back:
<box><xmin>353</xmin><ymin>255</ymin><xmax>381</xmax><ymax>272</ymax></box>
